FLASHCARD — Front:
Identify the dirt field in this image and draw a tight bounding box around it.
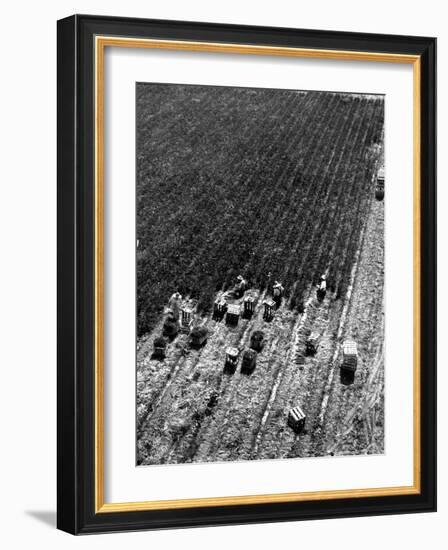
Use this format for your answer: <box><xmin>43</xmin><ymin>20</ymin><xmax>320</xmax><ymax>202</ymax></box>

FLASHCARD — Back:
<box><xmin>136</xmin><ymin>85</ymin><xmax>384</xmax><ymax>466</ymax></box>
<box><xmin>136</xmin><ymin>196</ymin><xmax>384</xmax><ymax>465</ymax></box>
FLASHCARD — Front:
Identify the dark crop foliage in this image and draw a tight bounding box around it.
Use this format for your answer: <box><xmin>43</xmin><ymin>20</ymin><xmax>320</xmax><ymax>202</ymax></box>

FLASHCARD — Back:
<box><xmin>136</xmin><ymin>84</ymin><xmax>384</xmax><ymax>336</ymax></box>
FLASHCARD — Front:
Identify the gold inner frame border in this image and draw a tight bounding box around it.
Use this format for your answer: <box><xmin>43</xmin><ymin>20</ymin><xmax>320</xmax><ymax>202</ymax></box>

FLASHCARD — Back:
<box><xmin>94</xmin><ymin>35</ymin><xmax>421</xmax><ymax>514</ymax></box>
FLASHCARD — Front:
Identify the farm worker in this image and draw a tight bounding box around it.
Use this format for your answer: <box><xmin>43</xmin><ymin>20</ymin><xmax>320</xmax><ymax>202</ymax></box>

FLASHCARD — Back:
<box><xmin>237</xmin><ymin>274</ymin><xmax>246</xmax><ymax>286</ymax></box>
<box><xmin>168</xmin><ymin>291</ymin><xmax>182</xmax><ymax>319</ymax></box>
<box><xmin>273</xmin><ymin>281</ymin><xmax>284</xmax><ymax>296</ymax></box>
<box><xmin>319</xmin><ymin>275</ymin><xmax>327</xmax><ymax>292</ymax></box>
<box><xmin>236</xmin><ymin>275</ymin><xmax>247</xmax><ymax>295</ymax></box>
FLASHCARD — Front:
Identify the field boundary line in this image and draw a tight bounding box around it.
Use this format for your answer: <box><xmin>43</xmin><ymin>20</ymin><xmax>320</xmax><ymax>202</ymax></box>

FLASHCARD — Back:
<box><xmin>316</xmin><ymin>199</ymin><xmax>371</xmax><ymax>428</ymax></box>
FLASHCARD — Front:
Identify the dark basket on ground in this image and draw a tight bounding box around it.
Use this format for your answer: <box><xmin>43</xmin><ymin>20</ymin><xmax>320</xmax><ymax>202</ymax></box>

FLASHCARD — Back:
<box><xmin>375</xmin><ymin>187</ymin><xmax>384</xmax><ymax>200</ymax></box>
<box><xmin>376</xmin><ymin>167</ymin><xmax>385</xmax><ymax>200</ymax></box>
<box><xmin>153</xmin><ymin>336</ymin><xmax>167</xmax><ymax>359</ymax></box>
<box><xmin>190</xmin><ymin>326</ymin><xmax>208</xmax><ymax>348</ymax></box>
<box><xmin>224</xmin><ymin>346</ymin><xmax>240</xmax><ymax>374</ymax></box>
<box><xmin>250</xmin><ymin>330</ymin><xmax>265</xmax><ymax>352</ymax></box>
<box><xmin>241</xmin><ymin>349</ymin><xmax>257</xmax><ymax>374</ymax></box>
<box><xmin>162</xmin><ymin>317</ymin><xmax>178</xmax><ymax>338</ymax></box>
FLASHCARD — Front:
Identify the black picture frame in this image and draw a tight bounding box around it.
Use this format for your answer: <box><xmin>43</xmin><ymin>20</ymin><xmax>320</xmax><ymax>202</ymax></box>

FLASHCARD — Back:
<box><xmin>57</xmin><ymin>14</ymin><xmax>436</xmax><ymax>535</ymax></box>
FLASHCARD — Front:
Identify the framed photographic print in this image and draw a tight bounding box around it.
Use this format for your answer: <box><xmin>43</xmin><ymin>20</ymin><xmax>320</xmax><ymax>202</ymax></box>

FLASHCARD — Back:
<box><xmin>57</xmin><ymin>14</ymin><xmax>436</xmax><ymax>534</ymax></box>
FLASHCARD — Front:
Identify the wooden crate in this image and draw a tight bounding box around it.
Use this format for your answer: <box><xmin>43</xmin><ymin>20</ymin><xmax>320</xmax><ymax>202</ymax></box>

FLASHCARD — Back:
<box><xmin>180</xmin><ymin>308</ymin><xmax>194</xmax><ymax>332</ymax></box>
<box><xmin>288</xmin><ymin>406</ymin><xmax>306</xmax><ymax>433</ymax></box>
<box><xmin>226</xmin><ymin>303</ymin><xmax>241</xmax><ymax>325</ymax></box>
<box><xmin>342</xmin><ymin>339</ymin><xmax>358</xmax><ymax>371</ymax></box>
<box><xmin>263</xmin><ymin>299</ymin><xmax>276</xmax><ymax>320</ymax></box>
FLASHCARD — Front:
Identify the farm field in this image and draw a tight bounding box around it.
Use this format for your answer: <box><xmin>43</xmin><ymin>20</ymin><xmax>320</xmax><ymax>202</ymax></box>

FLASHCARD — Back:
<box><xmin>136</xmin><ymin>84</ymin><xmax>384</xmax><ymax>465</ymax></box>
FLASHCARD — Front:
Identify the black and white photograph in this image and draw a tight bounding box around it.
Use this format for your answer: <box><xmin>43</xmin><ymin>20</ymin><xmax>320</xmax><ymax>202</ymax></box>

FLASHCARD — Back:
<box><xmin>0</xmin><ymin>0</ymin><xmax>440</xmax><ymax>541</ymax></box>
<box><xmin>136</xmin><ymin>83</ymin><xmax>385</xmax><ymax>466</ymax></box>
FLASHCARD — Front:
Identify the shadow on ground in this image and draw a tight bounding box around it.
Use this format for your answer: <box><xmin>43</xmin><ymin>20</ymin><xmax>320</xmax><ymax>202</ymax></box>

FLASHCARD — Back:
<box><xmin>26</xmin><ymin>510</ymin><xmax>56</xmax><ymax>528</ymax></box>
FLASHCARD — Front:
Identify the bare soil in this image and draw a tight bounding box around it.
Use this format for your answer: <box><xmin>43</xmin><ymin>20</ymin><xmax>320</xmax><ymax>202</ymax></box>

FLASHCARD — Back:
<box><xmin>136</xmin><ymin>197</ymin><xmax>384</xmax><ymax>465</ymax></box>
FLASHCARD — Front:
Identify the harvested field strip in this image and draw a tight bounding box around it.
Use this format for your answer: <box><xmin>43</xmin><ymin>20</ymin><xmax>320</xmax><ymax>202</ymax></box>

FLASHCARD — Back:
<box><xmin>320</xmin><ymin>200</ymin><xmax>385</xmax><ymax>456</ymax></box>
<box><xmin>251</xmin><ymin>291</ymin><xmax>315</xmax><ymax>457</ymax></box>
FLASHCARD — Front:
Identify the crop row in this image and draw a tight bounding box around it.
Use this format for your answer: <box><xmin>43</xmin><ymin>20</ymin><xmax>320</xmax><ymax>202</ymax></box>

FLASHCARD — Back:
<box><xmin>136</xmin><ymin>85</ymin><xmax>384</xmax><ymax>336</ymax></box>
